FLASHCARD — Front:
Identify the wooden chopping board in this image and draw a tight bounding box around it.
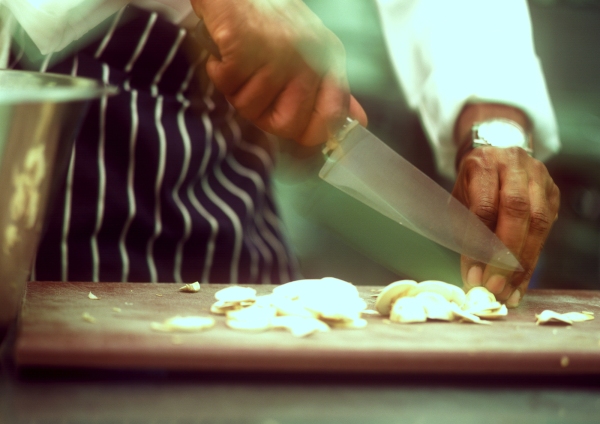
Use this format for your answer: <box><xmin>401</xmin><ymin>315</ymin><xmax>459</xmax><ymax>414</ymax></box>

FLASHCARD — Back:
<box><xmin>13</xmin><ymin>282</ymin><xmax>600</xmax><ymax>374</ymax></box>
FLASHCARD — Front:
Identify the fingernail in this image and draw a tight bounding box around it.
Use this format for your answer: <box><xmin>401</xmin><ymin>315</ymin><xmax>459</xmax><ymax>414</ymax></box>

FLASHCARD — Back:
<box><xmin>467</xmin><ymin>266</ymin><xmax>482</xmax><ymax>287</ymax></box>
<box><xmin>485</xmin><ymin>275</ymin><xmax>506</xmax><ymax>295</ymax></box>
<box><xmin>506</xmin><ymin>290</ymin><xmax>521</xmax><ymax>308</ymax></box>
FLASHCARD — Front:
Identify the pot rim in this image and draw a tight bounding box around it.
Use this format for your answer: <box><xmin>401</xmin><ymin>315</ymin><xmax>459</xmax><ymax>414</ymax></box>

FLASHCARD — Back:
<box><xmin>0</xmin><ymin>69</ymin><xmax>118</xmax><ymax>103</ymax></box>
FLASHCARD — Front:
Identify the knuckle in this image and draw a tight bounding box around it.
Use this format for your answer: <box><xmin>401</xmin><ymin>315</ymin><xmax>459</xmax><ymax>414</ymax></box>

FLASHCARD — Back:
<box><xmin>500</xmin><ymin>191</ymin><xmax>530</xmax><ymax>218</ymax></box>
<box><xmin>529</xmin><ymin>210</ymin><xmax>553</xmax><ymax>235</ymax></box>
<box><xmin>235</xmin><ymin>99</ymin><xmax>266</xmax><ymax>122</ymax></box>
<box><xmin>461</xmin><ymin>155</ymin><xmax>489</xmax><ymax>180</ymax></box>
<box><xmin>473</xmin><ymin>200</ymin><xmax>498</xmax><ymax>228</ymax></box>
<box><xmin>212</xmin><ymin>25</ymin><xmax>234</xmax><ymax>48</ymax></box>
<box><xmin>463</xmin><ymin>150</ymin><xmax>487</xmax><ymax>169</ymax></box>
<box><xmin>274</xmin><ymin>120</ymin><xmax>303</xmax><ymax>141</ymax></box>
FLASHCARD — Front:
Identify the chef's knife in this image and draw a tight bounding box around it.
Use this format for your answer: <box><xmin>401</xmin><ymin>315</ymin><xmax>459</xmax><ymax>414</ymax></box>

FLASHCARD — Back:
<box><xmin>320</xmin><ymin>119</ymin><xmax>522</xmax><ymax>271</ymax></box>
<box><xmin>194</xmin><ymin>20</ymin><xmax>522</xmax><ymax>271</ymax></box>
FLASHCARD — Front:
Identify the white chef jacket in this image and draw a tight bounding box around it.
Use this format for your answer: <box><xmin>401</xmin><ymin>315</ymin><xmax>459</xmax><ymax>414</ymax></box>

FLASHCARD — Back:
<box><xmin>0</xmin><ymin>0</ymin><xmax>560</xmax><ymax>178</ymax></box>
<box><xmin>0</xmin><ymin>0</ymin><xmax>192</xmax><ymax>54</ymax></box>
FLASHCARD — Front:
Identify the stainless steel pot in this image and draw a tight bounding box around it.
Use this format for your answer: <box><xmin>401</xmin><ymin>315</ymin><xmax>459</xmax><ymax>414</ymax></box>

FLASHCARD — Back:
<box><xmin>0</xmin><ymin>70</ymin><xmax>117</xmax><ymax>339</ymax></box>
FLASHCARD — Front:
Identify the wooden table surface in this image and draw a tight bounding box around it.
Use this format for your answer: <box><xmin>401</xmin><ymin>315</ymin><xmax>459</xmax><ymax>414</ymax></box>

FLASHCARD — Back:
<box><xmin>13</xmin><ymin>281</ymin><xmax>600</xmax><ymax>374</ymax></box>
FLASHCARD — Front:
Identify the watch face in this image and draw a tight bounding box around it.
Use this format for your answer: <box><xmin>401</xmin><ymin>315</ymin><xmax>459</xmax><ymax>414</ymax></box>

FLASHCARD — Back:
<box><xmin>475</xmin><ymin>120</ymin><xmax>528</xmax><ymax>149</ymax></box>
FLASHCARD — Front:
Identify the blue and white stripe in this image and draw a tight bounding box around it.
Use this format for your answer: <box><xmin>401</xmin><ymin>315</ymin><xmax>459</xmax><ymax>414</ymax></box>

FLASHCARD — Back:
<box><xmin>13</xmin><ymin>7</ymin><xmax>298</xmax><ymax>284</ymax></box>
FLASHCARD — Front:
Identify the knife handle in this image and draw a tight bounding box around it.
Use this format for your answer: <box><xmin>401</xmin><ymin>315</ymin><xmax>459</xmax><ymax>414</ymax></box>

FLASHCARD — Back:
<box><xmin>323</xmin><ymin>118</ymin><xmax>359</xmax><ymax>156</ymax></box>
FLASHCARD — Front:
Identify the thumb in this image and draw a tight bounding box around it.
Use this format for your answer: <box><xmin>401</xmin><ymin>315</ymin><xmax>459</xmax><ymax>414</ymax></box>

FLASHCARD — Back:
<box><xmin>349</xmin><ymin>95</ymin><xmax>367</xmax><ymax>127</ymax></box>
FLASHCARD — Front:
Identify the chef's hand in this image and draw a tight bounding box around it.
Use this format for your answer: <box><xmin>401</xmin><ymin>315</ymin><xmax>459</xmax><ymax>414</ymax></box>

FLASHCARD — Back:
<box><xmin>452</xmin><ymin>103</ymin><xmax>560</xmax><ymax>307</ymax></box>
<box><xmin>190</xmin><ymin>0</ymin><xmax>367</xmax><ymax>146</ymax></box>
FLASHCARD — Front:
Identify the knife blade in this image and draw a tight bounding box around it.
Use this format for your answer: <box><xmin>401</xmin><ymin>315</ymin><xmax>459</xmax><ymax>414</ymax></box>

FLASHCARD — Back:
<box><xmin>319</xmin><ymin>119</ymin><xmax>522</xmax><ymax>271</ymax></box>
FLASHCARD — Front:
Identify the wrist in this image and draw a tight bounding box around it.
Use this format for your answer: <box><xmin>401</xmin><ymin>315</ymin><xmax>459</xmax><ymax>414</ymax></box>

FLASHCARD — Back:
<box><xmin>454</xmin><ymin>103</ymin><xmax>533</xmax><ymax>172</ymax></box>
<box><xmin>472</xmin><ymin>118</ymin><xmax>532</xmax><ymax>153</ymax></box>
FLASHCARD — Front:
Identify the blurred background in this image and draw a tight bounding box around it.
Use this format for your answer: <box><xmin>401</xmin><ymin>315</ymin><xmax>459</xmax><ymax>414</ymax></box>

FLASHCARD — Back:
<box><xmin>273</xmin><ymin>0</ymin><xmax>600</xmax><ymax>289</ymax></box>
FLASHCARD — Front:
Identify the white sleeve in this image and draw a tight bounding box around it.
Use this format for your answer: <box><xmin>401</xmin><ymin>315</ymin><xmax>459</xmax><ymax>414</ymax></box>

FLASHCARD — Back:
<box><xmin>0</xmin><ymin>0</ymin><xmax>192</xmax><ymax>57</ymax></box>
<box><xmin>374</xmin><ymin>0</ymin><xmax>561</xmax><ymax>179</ymax></box>
<box><xmin>0</xmin><ymin>0</ymin><xmax>128</xmax><ymax>55</ymax></box>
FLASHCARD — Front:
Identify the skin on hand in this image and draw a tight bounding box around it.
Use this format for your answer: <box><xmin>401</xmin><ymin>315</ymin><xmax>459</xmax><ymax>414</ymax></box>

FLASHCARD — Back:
<box><xmin>453</xmin><ymin>103</ymin><xmax>560</xmax><ymax>307</ymax></box>
<box><xmin>190</xmin><ymin>0</ymin><xmax>367</xmax><ymax>146</ymax></box>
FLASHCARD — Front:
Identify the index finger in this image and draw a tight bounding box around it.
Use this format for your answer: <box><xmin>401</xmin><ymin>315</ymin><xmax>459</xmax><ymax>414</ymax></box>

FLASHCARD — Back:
<box><xmin>296</xmin><ymin>71</ymin><xmax>351</xmax><ymax>146</ymax></box>
<box><xmin>495</xmin><ymin>166</ymin><xmax>561</xmax><ymax>305</ymax></box>
<box><xmin>481</xmin><ymin>157</ymin><xmax>530</xmax><ymax>298</ymax></box>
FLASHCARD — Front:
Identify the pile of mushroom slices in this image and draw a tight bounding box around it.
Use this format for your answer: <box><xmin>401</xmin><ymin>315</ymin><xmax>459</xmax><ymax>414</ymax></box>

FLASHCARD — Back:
<box><xmin>210</xmin><ymin>277</ymin><xmax>368</xmax><ymax>337</ymax></box>
<box><xmin>375</xmin><ymin>280</ymin><xmax>507</xmax><ymax>325</ymax></box>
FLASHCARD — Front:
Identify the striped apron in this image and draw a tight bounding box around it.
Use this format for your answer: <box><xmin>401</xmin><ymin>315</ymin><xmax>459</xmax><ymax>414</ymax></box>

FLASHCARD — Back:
<box><xmin>9</xmin><ymin>6</ymin><xmax>299</xmax><ymax>284</ymax></box>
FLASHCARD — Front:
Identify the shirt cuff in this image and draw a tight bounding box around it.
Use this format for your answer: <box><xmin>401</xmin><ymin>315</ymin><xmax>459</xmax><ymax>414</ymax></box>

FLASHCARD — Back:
<box><xmin>2</xmin><ymin>0</ymin><xmax>127</xmax><ymax>55</ymax></box>
<box><xmin>417</xmin><ymin>53</ymin><xmax>561</xmax><ymax>179</ymax></box>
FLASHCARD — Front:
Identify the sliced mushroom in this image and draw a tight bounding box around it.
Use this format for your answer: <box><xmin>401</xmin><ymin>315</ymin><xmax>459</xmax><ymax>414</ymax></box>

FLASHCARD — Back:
<box><xmin>473</xmin><ymin>304</ymin><xmax>508</xmax><ymax>319</ymax></box>
<box><xmin>213</xmin><ymin>277</ymin><xmax>371</xmax><ymax>335</ymax></box>
<box><xmin>465</xmin><ymin>301</ymin><xmax>503</xmax><ymax>314</ymax></box>
<box><xmin>210</xmin><ymin>300</ymin><xmax>247</xmax><ymax>315</ymax></box>
<box><xmin>408</xmin><ymin>280</ymin><xmax>466</xmax><ymax>308</ymax></box>
<box><xmin>465</xmin><ymin>286</ymin><xmax>495</xmax><ymax>305</ymax></box>
<box><xmin>225</xmin><ymin>305</ymin><xmax>277</xmax><ymax>332</ymax></box>
<box><xmin>214</xmin><ymin>286</ymin><xmax>256</xmax><ymax>302</ymax></box>
<box><xmin>151</xmin><ymin>316</ymin><xmax>215</xmax><ymax>332</ymax></box>
<box><xmin>414</xmin><ymin>292</ymin><xmax>455</xmax><ymax>321</ymax></box>
<box><xmin>323</xmin><ymin>317</ymin><xmax>368</xmax><ymax>329</ymax></box>
<box><xmin>563</xmin><ymin>311</ymin><xmax>595</xmax><ymax>322</ymax></box>
<box><xmin>271</xmin><ymin>279</ymin><xmax>322</xmax><ymax>300</ymax></box>
<box><xmin>377</xmin><ymin>280</ymin><xmax>476</xmax><ymax>324</ymax></box>
<box><xmin>462</xmin><ymin>286</ymin><xmax>507</xmax><ymax>319</ymax></box>
<box><xmin>535</xmin><ymin>310</ymin><xmax>573</xmax><ymax>325</ymax></box>
<box><xmin>82</xmin><ymin>312</ymin><xmax>96</xmax><ymax>323</ymax></box>
<box><xmin>270</xmin><ymin>316</ymin><xmax>330</xmax><ymax>338</ymax></box>
<box><xmin>272</xmin><ymin>277</ymin><xmax>359</xmax><ymax>301</ymax></box>
<box><xmin>269</xmin><ymin>296</ymin><xmax>319</xmax><ymax>319</ymax></box>
<box><xmin>211</xmin><ymin>286</ymin><xmax>257</xmax><ymax>315</ymax></box>
<box><xmin>375</xmin><ymin>280</ymin><xmax>418</xmax><ymax>316</ymax></box>
<box><xmin>389</xmin><ymin>296</ymin><xmax>427</xmax><ymax>323</ymax></box>
<box><xmin>449</xmin><ymin>303</ymin><xmax>491</xmax><ymax>325</ymax></box>
<box><xmin>360</xmin><ymin>309</ymin><xmax>381</xmax><ymax>316</ymax></box>
<box><xmin>304</xmin><ymin>296</ymin><xmax>367</xmax><ymax>322</ymax></box>
<box><xmin>272</xmin><ymin>277</ymin><xmax>367</xmax><ymax>324</ymax></box>
<box><xmin>179</xmin><ymin>281</ymin><xmax>200</xmax><ymax>293</ymax></box>
<box><xmin>536</xmin><ymin>310</ymin><xmax>595</xmax><ymax>325</ymax></box>
<box><xmin>226</xmin><ymin>304</ymin><xmax>277</xmax><ymax>321</ymax></box>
